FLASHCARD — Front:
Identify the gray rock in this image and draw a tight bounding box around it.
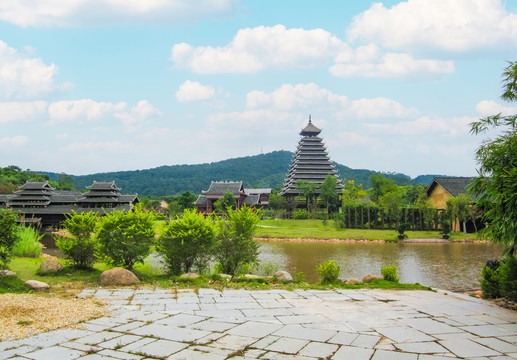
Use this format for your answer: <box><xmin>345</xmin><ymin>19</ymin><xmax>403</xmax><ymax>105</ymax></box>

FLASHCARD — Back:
<box><xmin>39</xmin><ymin>258</ymin><xmax>64</xmax><ymax>274</ymax></box>
<box><xmin>0</xmin><ymin>269</ymin><xmax>16</xmax><ymax>277</ymax></box>
<box><xmin>219</xmin><ymin>274</ymin><xmax>232</xmax><ymax>280</ymax></box>
<box><xmin>180</xmin><ymin>272</ymin><xmax>200</xmax><ymax>279</ymax></box>
<box><xmin>243</xmin><ymin>274</ymin><xmax>262</xmax><ymax>280</ymax></box>
<box><xmin>346</xmin><ymin>278</ymin><xmax>361</xmax><ymax>285</ymax></box>
<box><xmin>362</xmin><ymin>274</ymin><xmax>383</xmax><ymax>283</ymax></box>
<box><xmin>274</xmin><ymin>270</ymin><xmax>293</xmax><ymax>282</ymax></box>
<box><xmin>99</xmin><ymin>267</ymin><xmax>140</xmax><ymax>286</ymax></box>
<box><xmin>24</xmin><ymin>280</ymin><xmax>50</xmax><ymax>291</ymax></box>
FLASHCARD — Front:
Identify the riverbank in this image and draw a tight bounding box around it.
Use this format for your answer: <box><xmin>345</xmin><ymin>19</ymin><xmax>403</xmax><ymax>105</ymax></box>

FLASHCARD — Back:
<box><xmin>256</xmin><ymin>219</ymin><xmax>480</xmax><ymax>241</ymax></box>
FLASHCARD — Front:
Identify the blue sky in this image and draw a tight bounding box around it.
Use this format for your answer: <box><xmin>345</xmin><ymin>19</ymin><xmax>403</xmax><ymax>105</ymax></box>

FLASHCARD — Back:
<box><xmin>1</xmin><ymin>0</ymin><xmax>516</xmax><ymax>178</ymax></box>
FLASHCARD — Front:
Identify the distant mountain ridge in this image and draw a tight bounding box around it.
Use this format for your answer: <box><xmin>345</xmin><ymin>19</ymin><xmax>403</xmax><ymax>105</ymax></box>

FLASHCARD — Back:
<box><xmin>40</xmin><ymin>151</ymin><xmax>440</xmax><ymax>196</ymax></box>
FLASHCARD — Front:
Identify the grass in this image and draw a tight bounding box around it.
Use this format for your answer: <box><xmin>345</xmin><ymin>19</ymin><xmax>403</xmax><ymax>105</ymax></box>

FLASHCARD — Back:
<box><xmin>256</xmin><ymin>219</ymin><xmax>479</xmax><ymax>241</ymax></box>
<box><xmin>2</xmin><ymin>256</ymin><xmax>431</xmax><ymax>294</ymax></box>
<box><xmin>11</xmin><ymin>226</ymin><xmax>43</xmax><ymax>258</ymax></box>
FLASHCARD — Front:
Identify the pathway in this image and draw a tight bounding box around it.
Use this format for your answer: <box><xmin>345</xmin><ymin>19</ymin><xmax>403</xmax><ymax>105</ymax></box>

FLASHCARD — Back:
<box><xmin>1</xmin><ymin>288</ymin><xmax>517</xmax><ymax>359</ymax></box>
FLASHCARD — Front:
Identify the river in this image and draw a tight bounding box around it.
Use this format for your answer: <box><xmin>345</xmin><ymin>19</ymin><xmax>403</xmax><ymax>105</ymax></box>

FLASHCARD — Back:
<box><xmin>258</xmin><ymin>240</ymin><xmax>502</xmax><ymax>291</ymax></box>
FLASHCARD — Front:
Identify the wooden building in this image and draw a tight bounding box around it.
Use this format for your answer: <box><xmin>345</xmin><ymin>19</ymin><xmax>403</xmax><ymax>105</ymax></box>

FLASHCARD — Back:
<box><xmin>0</xmin><ymin>180</ymin><xmax>138</xmax><ymax>227</ymax></box>
<box><xmin>427</xmin><ymin>176</ymin><xmax>480</xmax><ymax>232</ymax></box>
<box><xmin>281</xmin><ymin>116</ymin><xmax>342</xmax><ymax>201</ymax></box>
<box><xmin>195</xmin><ymin>181</ymin><xmax>270</xmax><ymax>213</ymax></box>
<box><xmin>427</xmin><ymin>177</ymin><xmax>476</xmax><ymax>209</ymax></box>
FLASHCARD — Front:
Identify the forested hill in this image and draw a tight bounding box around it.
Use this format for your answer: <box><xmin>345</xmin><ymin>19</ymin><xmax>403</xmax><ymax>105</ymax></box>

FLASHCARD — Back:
<box><xmin>42</xmin><ymin>150</ymin><xmax>417</xmax><ymax>196</ymax></box>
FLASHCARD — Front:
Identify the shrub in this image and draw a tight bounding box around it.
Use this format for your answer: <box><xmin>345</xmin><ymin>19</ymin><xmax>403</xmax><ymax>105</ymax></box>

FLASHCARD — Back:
<box><xmin>157</xmin><ymin>209</ymin><xmax>215</xmax><ymax>275</ymax></box>
<box><xmin>294</xmin><ymin>271</ymin><xmax>305</xmax><ymax>283</ymax></box>
<box><xmin>214</xmin><ymin>206</ymin><xmax>261</xmax><ymax>275</ymax></box>
<box><xmin>397</xmin><ymin>223</ymin><xmax>411</xmax><ymax>239</ymax></box>
<box><xmin>381</xmin><ymin>265</ymin><xmax>399</xmax><ymax>282</ymax></box>
<box><xmin>56</xmin><ymin>211</ymin><xmax>98</xmax><ymax>269</ymax></box>
<box><xmin>12</xmin><ymin>226</ymin><xmax>43</xmax><ymax>257</ymax></box>
<box><xmin>0</xmin><ymin>209</ymin><xmax>19</xmax><ymax>268</ymax></box>
<box><xmin>317</xmin><ymin>260</ymin><xmax>340</xmax><ymax>283</ymax></box>
<box><xmin>441</xmin><ymin>219</ymin><xmax>452</xmax><ymax>237</ymax></box>
<box><xmin>294</xmin><ymin>209</ymin><xmax>309</xmax><ymax>219</ymax></box>
<box><xmin>97</xmin><ymin>206</ymin><xmax>156</xmax><ymax>269</ymax></box>
<box><xmin>498</xmin><ymin>256</ymin><xmax>517</xmax><ymax>302</ymax></box>
<box><xmin>479</xmin><ymin>260</ymin><xmax>503</xmax><ymax>299</ymax></box>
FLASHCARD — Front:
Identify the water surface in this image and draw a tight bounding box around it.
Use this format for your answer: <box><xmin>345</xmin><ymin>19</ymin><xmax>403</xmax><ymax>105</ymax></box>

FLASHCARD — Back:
<box><xmin>258</xmin><ymin>241</ymin><xmax>502</xmax><ymax>291</ymax></box>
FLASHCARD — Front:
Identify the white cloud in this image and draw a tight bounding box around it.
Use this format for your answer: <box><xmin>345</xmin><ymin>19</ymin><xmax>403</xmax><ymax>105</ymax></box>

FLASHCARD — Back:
<box><xmin>48</xmin><ymin>99</ymin><xmax>160</xmax><ymax>126</ymax></box>
<box><xmin>347</xmin><ymin>0</ymin><xmax>517</xmax><ymax>52</ymax></box>
<box><xmin>0</xmin><ymin>135</ymin><xmax>29</xmax><ymax>146</ymax></box>
<box><xmin>245</xmin><ymin>83</ymin><xmax>416</xmax><ymax>119</ymax></box>
<box><xmin>0</xmin><ymin>41</ymin><xmax>65</xmax><ymax>99</ymax></box>
<box><xmin>330</xmin><ymin>52</ymin><xmax>454</xmax><ymax>78</ymax></box>
<box><xmin>171</xmin><ymin>25</ymin><xmax>344</xmax><ymax>74</ymax></box>
<box><xmin>476</xmin><ymin>100</ymin><xmax>517</xmax><ymax>116</ymax></box>
<box><xmin>365</xmin><ymin>115</ymin><xmax>475</xmax><ymax>136</ymax></box>
<box><xmin>0</xmin><ymin>101</ymin><xmax>47</xmax><ymax>123</ymax></box>
<box><xmin>48</xmin><ymin>99</ymin><xmax>126</xmax><ymax>122</ymax></box>
<box><xmin>208</xmin><ymin>109</ymin><xmax>294</xmax><ymax>131</ymax></box>
<box><xmin>176</xmin><ymin>80</ymin><xmax>215</xmax><ymax>102</ymax></box>
<box><xmin>61</xmin><ymin>141</ymin><xmax>134</xmax><ymax>153</ymax></box>
<box><xmin>115</xmin><ymin>100</ymin><xmax>162</xmax><ymax>125</ymax></box>
<box><xmin>0</xmin><ymin>0</ymin><xmax>243</xmax><ymax>27</ymax></box>
<box><xmin>247</xmin><ymin>83</ymin><xmax>348</xmax><ymax>110</ymax></box>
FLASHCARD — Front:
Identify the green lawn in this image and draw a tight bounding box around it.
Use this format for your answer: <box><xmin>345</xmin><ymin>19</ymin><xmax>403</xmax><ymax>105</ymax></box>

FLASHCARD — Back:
<box><xmin>255</xmin><ymin>219</ymin><xmax>479</xmax><ymax>241</ymax></box>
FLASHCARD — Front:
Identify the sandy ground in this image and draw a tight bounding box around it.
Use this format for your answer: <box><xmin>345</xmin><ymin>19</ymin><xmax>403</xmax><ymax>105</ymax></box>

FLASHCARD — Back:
<box><xmin>0</xmin><ymin>293</ymin><xmax>107</xmax><ymax>341</ymax></box>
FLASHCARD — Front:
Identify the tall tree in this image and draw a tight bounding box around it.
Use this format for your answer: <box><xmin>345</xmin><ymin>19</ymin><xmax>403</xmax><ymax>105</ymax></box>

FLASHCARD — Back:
<box><xmin>470</xmin><ymin>60</ymin><xmax>517</xmax><ymax>255</ymax></box>
<box><xmin>319</xmin><ymin>175</ymin><xmax>339</xmax><ymax>216</ymax></box>
<box><xmin>296</xmin><ymin>179</ymin><xmax>317</xmax><ymax>213</ymax></box>
<box><xmin>368</xmin><ymin>174</ymin><xmax>398</xmax><ymax>204</ymax></box>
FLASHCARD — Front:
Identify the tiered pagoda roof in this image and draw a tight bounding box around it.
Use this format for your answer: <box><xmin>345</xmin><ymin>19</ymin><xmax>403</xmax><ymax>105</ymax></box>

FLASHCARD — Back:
<box><xmin>281</xmin><ymin>116</ymin><xmax>342</xmax><ymax>196</ymax></box>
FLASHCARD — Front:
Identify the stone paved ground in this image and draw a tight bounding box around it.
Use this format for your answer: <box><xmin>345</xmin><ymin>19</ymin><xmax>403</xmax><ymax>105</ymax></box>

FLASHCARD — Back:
<box><xmin>1</xmin><ymin>288</ymin><xmax>517</xmax><ymax>359</ymax></box>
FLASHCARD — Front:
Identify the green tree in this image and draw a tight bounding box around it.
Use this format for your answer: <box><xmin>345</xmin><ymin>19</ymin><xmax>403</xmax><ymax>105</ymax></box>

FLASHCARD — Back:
<box><xmin>268</xmin><ymin>193</ymin><xmax>287</xmax><ymax>211</ymax></box>
<box><xmin>446</xmin><ymin>194</ymin><xmax>473</xmax><ymax>233</ymax></box>
<box><xmin>341</xmin><ymin>179</ymin><xmax>368</xmax><ymax>206</ymax></box>
<box><xmin>319</xmin><ymin>175</ymin><xmax>339</xmax><ymax>217</ymax></box>
<box><xmin>97</xmin><ymin>206</ymin><xmax>156</xmax><ymax>269</ymax></box>
<box><xmin>57</xmin><ymin>173</ymin><xmax>75</xmax><ymax>190</ymax></box>
<box><xmin>214</xmin><ymin>189</ymin><xmax>236</xmax><ymax>213</ymax></box>
<box><xmin>157</xmin><ymin>209</ymin><xmax>215</xmax><ymax>275</ymax></box>
<box><xmin>368</xmin><ymin>174</ymin><xmax>398</xmax><ymax>204</ymax></box>
<box><xmin>177</xmin><ymin>191</ymin><xmax>196</xmax><ymax>210</ymax></box>
<box><xmin>470</xmin><ymin>60</ymin><xmax>517</xmax><ymax>254</ymax></box>
<box><xmin>0</xmin><ymin>209</ymin><xmax>19</xmax><ymax>268</ymax></box>
<box><xmin>214</xmin><ymin>206</ymin><xmax>261</xmax><ymax>275</ymax></box>
<box><xmin>56</xmin><ymin>211</ymin><xmax>98</xmax><ymax>268</ymax></box>
<box><xmin>296</xmin><ymin>179</ymin><xmax>317</xmax><ymax>213</ymax></box>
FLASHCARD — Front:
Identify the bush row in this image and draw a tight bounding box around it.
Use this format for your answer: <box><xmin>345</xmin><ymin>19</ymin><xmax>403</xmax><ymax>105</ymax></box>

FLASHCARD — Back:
<box><xmin>56</xmin><ymin>205</ymin><xmax>261</xmax><ymax>276</ymax></box>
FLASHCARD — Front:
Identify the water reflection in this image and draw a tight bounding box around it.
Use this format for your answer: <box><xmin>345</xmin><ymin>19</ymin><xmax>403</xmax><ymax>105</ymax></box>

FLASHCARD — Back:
<box><xmin>258</xmin><ymin>241</ymin><xmax>502</xmax><ymax>291</ymax></box>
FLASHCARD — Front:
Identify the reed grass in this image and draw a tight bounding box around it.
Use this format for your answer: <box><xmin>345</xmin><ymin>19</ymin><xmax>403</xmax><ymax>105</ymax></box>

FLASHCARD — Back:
<box><xmin>11</xmin><ymin>226</ymin><xmax>43</xmax><ymax>258</ymax></box>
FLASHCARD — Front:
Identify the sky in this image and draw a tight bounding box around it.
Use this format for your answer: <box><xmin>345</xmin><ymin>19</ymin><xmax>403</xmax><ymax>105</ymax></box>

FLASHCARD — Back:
<box><xmin>1</xmin><ymin>0</ymin><xmax>517</xmax><ymax>178</ymax></box>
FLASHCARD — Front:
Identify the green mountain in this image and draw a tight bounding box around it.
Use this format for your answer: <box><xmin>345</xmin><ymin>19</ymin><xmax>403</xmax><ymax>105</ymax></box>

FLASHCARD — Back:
<box><xmin>41</xmin><ymin>150</ymin><xmax>418</xmax><ymax>196</ymax></box>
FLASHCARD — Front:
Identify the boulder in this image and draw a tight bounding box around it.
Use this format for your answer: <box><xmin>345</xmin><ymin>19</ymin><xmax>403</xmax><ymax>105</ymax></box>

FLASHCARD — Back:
<box><xmin>0</xmin><ymin>270</ymin><xmax>16</xmax><ymax>277</ymax></box>
<box><xmin>180</xmin><ymin>272</ymin><xmax>200</xmax><ymax>279</ymax></box>
<box><xmin>274</xmin><ymin>270</ymin><xmax>293</xmax><ymax>282</ymax></box>
<box><xmin>39</xmin><ymin>258</ymin><xmax>64</xmax><ymax>274</ymax></box>
<box><xmin>24</xmin><ymin>280</ymin><xmax>50</xmax><ymax>291</ymax></box>
<box><xmin>219</xmin><ymin>274</ymin><xmax>232</xmax><ymax>280</ymax></box>
<box><xmin>362</xmin><ymin>274</ymin><xmax>382</xmax><ymax>283</ymax></box>
<box><xmin>99</xmin><ymin>267</ymin><xmax>140</xmax><ymax>286</ymax></box>
<box><xmin>346</xmin><ymin>278</ymin><xmax>361</xmax><ymax>285</ymax></box>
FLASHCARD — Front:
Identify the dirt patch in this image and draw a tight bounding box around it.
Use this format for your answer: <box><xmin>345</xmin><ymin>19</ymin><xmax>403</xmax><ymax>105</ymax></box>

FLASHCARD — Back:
<box><xmin>0</xmin><ymin>293</ymin><xmax>107</xmax><ymax>341</ymax></box>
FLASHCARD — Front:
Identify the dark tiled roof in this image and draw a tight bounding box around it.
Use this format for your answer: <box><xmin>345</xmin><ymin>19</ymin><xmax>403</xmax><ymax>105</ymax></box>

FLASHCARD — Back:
<box><xmin>86</xmin><ymin>181</ymin><xmax>121</xmax><ymax>191</ymax></box>
<box><xmin>244</xmin><ymin>188</ymin><xmax>272</xmax><ymax>195</ymax></box>
<box><xmin>300</xmin><ymin>117</ymin><xmax>321</xmax><ymax>136</ymax></box>
<box><xmin>203</xmin><ymin>181</ymin><xmax>244</xmax><ymax>195</ymax></box>
<box><xmin>20</xmin><ymin>181</ymin><xmax>55</xmax><ymax>190</ymax></box>
<box><xmin>427</xmin><ymin>177</ymin><xmax>476</xmax><ymax>197</ymax></box>
<box><xmin>195</xmin><ymin>195</ymin><xmax>207</xmax><ymax>206</ymax></box>
<box><xmin>243</xmin><ymin>194</ymin><xmax>260</xmax><ymax>205</ymax></box>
